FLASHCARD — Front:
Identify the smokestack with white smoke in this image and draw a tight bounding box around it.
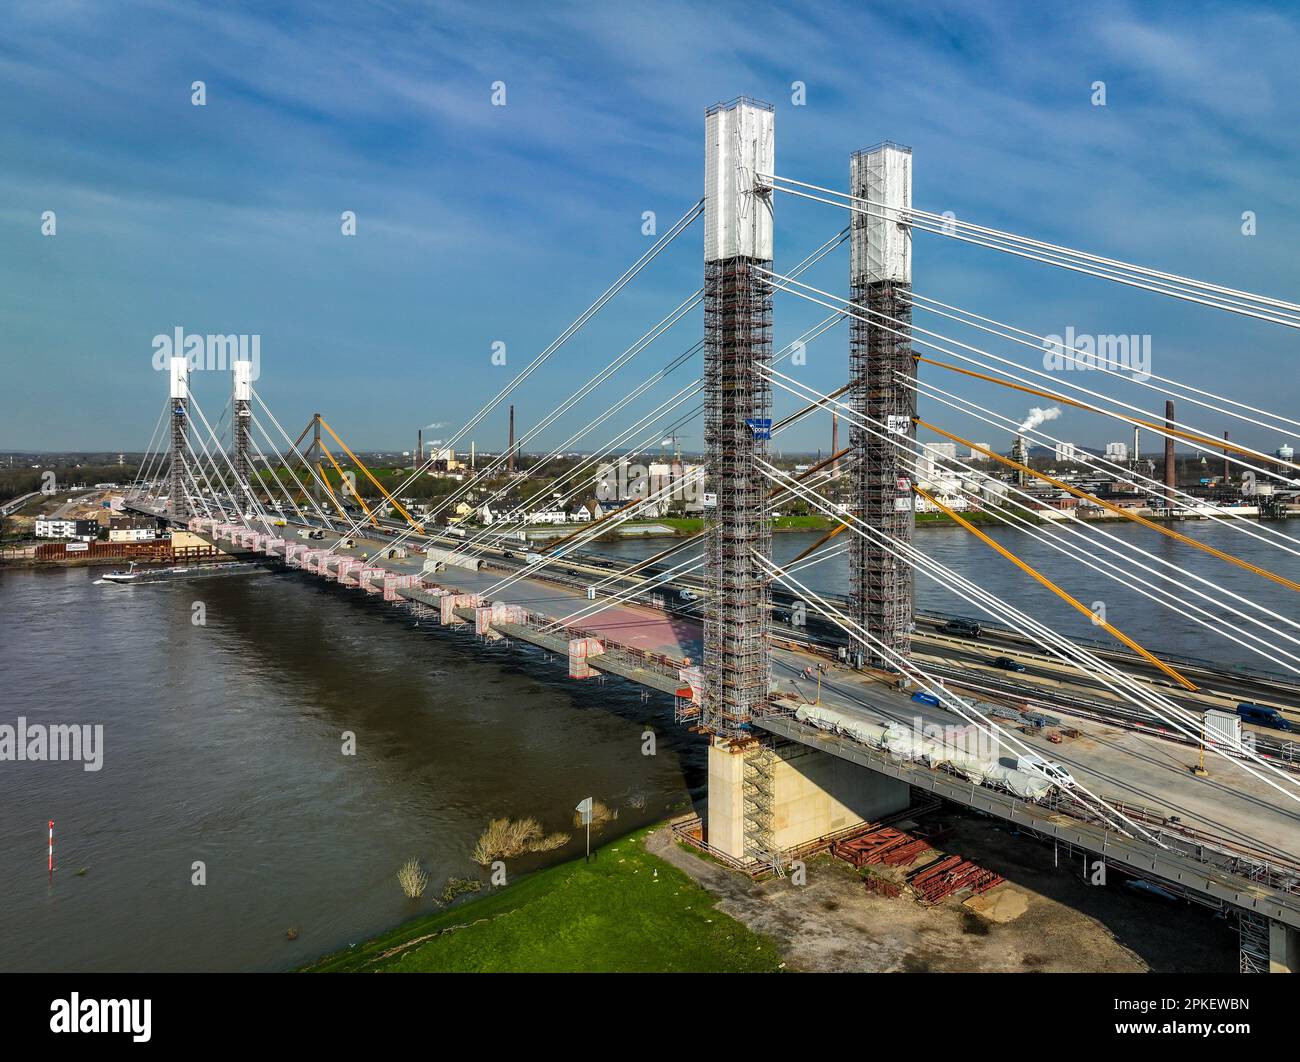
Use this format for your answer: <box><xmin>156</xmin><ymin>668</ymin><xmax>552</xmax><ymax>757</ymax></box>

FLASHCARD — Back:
<box><xmin>1019</xmin><ymin>406</ymin><xmax>1061</xmax><ymax>434</ymax></box>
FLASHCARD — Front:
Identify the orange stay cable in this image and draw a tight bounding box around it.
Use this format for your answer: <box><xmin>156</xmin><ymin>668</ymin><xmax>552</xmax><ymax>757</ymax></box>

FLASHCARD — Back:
<box><xmin>913</xmin><ymin>484</ymin><xmax>1198</xmax><ymax>691</ymax></box>
<box><xmin>915</xmin><ymin>355</ymin><xmax>1300</xmax><ymax>473</ymax></box>
<box><xmin>917</xmin><ymin>418</ymin><xmax>1300</xmax><ymax>596</ymax></box>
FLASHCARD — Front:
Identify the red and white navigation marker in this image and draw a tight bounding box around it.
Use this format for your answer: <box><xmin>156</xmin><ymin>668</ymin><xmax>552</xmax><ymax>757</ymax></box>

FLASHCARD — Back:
<box><xmin>48</xmin><ymin>820</ymin><xmax>54</xmax><ymax>881</ymax></box>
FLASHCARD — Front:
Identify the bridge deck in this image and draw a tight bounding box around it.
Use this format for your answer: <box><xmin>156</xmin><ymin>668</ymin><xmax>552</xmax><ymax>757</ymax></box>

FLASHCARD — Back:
<box><xmin>184</xmin><ymin>514</ymin><xmax>1300</xmax><ymax>924</ymax></box>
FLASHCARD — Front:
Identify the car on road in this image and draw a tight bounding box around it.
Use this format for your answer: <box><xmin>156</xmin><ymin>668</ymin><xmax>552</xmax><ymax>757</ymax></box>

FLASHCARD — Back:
<box><xmin>939</xmin><ymin>618</ymin><xmax>981</xmax><ymax>638</ymax></box>
<box><xmin>1236</xmin><ymin>701</ymin><xmax>1293</xmax><ymax>732</ymax></box>
<box><xmin>911</xmin><ymin>691</ymin><xmax>942</xmax><ymax>707</ymax></box>
<box><xmin>992</xmin><ymin>656</ymin><xmax>1026</xmax><ymax>672</ymax></box>
<box><xmin>1016</xmin><ymin>753</ymin><xmax>1076</xmax><ymax>788</ymax></box>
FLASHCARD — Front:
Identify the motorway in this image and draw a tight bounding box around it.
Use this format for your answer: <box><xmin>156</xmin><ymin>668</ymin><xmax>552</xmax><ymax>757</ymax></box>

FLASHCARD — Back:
<box><xmin>0</xmin><ymin>490</ymin><xmax>42</xmax><ymax>517</ymax></box>
<box><xmin>130</xmin><ymin>495</ymin><xmax>1300</xmax><ymax>742</ymax></box>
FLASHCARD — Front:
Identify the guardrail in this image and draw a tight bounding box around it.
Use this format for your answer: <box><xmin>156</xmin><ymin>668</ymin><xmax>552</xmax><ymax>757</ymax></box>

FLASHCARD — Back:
<box><xmin>758</xmin><ymin>711</ymin><xmax>1300</xmax><ymax>928</ymax></box>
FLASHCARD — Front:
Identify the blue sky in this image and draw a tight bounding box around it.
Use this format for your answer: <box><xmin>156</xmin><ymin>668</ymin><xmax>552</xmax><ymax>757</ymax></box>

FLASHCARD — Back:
<box><xmin>2</xmin><ymin>0</ymin><xmax>1298</xmax><ymax>458</ymax></box>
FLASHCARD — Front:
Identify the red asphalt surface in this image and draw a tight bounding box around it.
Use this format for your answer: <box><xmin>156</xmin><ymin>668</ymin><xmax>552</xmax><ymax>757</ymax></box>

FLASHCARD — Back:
<box><xmin>426</xmin><ymin>564</ymin><xmax>704</xmax><ymax>661</ymax></box>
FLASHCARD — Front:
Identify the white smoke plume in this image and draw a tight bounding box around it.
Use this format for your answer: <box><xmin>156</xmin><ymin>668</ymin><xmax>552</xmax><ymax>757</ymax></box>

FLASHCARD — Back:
<box><xmin>1019</xmin><ymin>406</ymin><xmax>1061</xmax><ymax>433</ymax></box>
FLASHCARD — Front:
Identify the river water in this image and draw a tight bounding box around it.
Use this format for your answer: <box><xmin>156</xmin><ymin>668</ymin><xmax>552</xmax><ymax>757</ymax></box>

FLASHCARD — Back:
<box><xmin>594</xmin><ymin>519</ymin><xmax>1300</xmax><ymax>675</ymax></box>
<box><xmin>0</xmin><ymin>566</ymin><xmax>703</xmax><ymax>971</ymax></box>
<box><xmin>0</xmin><ymin>518</ymin><xmax>1295</xmax><ymax>970</ymax></box>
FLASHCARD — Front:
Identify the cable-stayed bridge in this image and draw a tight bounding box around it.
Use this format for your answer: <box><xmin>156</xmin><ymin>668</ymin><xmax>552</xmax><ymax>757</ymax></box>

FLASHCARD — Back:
<box><xmin>124</xmin><ymin>97</ymin><xmax>1300</xmax><ymax>973</ymax></box>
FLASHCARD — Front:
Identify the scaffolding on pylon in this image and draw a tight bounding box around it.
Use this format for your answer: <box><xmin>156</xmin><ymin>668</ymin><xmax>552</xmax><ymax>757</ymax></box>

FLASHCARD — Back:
<box><xmin>1238</xmin><ymin>910</ymin><xmax>1271</xmax><ymax>973</ymax></box>
<box><xmin>849</xmin><ymin>143</ymin><xmax>915</xmax><ymax>669</ymax></box>
<box><xmin>702</xmin><ymin>256</ymin><xmax>774</xmax><ymax>737</ymax></box>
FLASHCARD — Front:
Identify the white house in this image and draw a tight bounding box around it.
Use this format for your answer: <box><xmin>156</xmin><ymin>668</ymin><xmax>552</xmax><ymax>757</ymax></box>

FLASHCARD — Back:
<box><xmin>108</xmin><ymin>516</ymin><xmax>160</xmax><ymax>543</ymax></box>
<box><xmin>35</xmin><ymin>517</ymin><xmax>98</xmax><ymax>541</ymax></box>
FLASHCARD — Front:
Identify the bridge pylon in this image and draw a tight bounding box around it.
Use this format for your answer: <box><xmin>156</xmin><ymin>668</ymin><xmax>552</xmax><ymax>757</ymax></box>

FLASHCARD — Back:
<box><xmin>233</xmin><ymin>359</ymin><xmax>253</xmax><ymax>513</ymax></box>
<box><xmin>849</xmin><ymin>142</ymin><xmax>915</xmax><ymax>669</ymax></box>
<box><xmin>701</xmin><ymin>97</ymin><xmax>775</xmax><ymax>738</ymax></box>
<box><xmin>167</xmin><ymin>356</ymin><xmax>190</xmax><ymax>520</ymax></box>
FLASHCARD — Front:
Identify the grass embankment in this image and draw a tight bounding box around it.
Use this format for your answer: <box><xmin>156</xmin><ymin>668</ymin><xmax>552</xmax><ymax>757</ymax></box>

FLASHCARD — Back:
<box><xmin>304</xmin><ymin>826</ymin><xmax>782</xmax><ymax>973</ymax></box>
<box><xmin>615</xmin><ymin>512</ymin><xmax>1043</xmax><ymax>537</ymax></box>
<box><xmin>614</xmin><ymin>515</ymin><xmax>838</xmax><ymax>536</ymax></box>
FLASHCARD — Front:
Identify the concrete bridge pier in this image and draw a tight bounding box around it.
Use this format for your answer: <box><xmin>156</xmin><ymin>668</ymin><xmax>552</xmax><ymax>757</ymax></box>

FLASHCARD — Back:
<box><xmin>706</xmin><ymin>739</ymin><xmax>910</xmax><ymax>864</ymax></box>
<box><xmin>1271</xmin><ymin>920</ymin><xmax>1299</xmax><ymax>973</ymax></box>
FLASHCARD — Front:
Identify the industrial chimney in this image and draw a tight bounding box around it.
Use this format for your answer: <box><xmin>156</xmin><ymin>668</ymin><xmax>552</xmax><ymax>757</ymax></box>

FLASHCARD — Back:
<box><xmin>508</xmin><ymin>404</ymin><xmax>516</xmax><ymax>473</ymax></box>
<box><xmin>831</xmin><ymin>411</ymin><xmax>839</xmax><ymax>476</ymax></box>
<box><xmin>1164</xmin><ymin>400</ymin><xmax>1176</xmax><ymax>505</ymax></box>
<box><xmin>1012</xmin><ymin>434</ymin><xmax>1028</xmax><ymax>486</ymax></box>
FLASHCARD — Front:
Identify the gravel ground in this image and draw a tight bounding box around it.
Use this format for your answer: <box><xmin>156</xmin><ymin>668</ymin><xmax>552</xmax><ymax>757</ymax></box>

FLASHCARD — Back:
<box><xmin>647</xmin><ymin>810</ymin><xmax>1238</xmax><ymax>973</ymax></box>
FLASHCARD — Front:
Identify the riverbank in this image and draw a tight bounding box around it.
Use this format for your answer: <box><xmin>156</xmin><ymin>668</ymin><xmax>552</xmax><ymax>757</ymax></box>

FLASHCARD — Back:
<box><xmin>303</xmin><ymin>825</ymin><xmax>783</xmax><ymax>973</ymax></box>
<box><xmin>303</xmin><ymin>809</ymin><xmax>1237</xmax><ymax>973</ymax></box>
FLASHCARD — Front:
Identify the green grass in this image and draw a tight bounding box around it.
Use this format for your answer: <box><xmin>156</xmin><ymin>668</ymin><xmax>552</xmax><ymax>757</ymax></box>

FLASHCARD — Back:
<box><xmin>303</xmin><ymin>827</ymin><xmax>783</xmax><ymax>973</ymax></box>
<box><xmin>915</xmin><ymin>509</ymin><xmax>1044</xmax><ymax>527</ymax></box>
<box><xmin>771</xmin><ymin>515</ymin><xmax>834</xmax><ymax>530</ymax></box>
<box><xmin>599</xmin><ymin>515</ymin><xmax>840</xmax><ymax>536</ymax></box>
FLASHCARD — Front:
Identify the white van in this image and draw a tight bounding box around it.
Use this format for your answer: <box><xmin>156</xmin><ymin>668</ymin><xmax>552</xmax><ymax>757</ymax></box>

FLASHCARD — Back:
<box><xmin>1016</xmin><ymin>753</ymin><xmax>1076</xmax><ymax>788</ymax></box>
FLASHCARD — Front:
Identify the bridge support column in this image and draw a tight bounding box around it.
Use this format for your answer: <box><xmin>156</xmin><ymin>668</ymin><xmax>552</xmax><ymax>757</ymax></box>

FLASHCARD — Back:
<box><xmin>707</xmin><ymin>739</ymin><xmax>910</xmax><ymax>864</ymax></box>
<box><xmin>311</xmin><ymin>413</ymin><xmax>323</xmax><ymax>504</ymax></box>
<box><xmin>701</xmin><ymin>96</ymin><xmax>775</xmax><ymax>740</ymax></box>
<box><xmin>167</xmin><ymin>356</ymin><xmax>190</xmax><ymax>520</ymax></box>
<box><xmin>1238</xmin><ymin>909</ymin><xmax>1300</xmax><ymax>972</ymax></box>
<box><xmin>233</xmin><ymin>359</ymin><xmax>253</xmax><ymax>513</ymax></box>
<box><xmin>1270</xmin><ymin>919</ymin><xmax>1299</xmax><ymax>973</ymax></box>
<box><xmin>849</xmin><ymin>143</ymin><xmax>914</xmax><ymax>669</ymax></box>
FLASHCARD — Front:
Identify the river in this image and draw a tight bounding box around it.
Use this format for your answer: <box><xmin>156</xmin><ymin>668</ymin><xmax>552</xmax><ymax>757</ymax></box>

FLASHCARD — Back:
<box><xmin>592</xmin><ymin>519</ymin><xmax>1300</xmax><ymax>675</ymax></box>
<box><xmin>0</xmin><ymin>565</ymin><xmax>703</xmax><ymax>971</ymax></box>
<box><xmin>0</xmin><ymin>517</ymin><xmax>1295</xmax><ymax>970</ymax></box>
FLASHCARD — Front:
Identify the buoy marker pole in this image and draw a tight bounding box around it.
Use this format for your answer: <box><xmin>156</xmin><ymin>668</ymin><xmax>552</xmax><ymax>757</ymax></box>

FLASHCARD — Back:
<box><xmin>48</xmin><ymin>820</ymin><xmax>54</xmax><ymax>882</ymax></box>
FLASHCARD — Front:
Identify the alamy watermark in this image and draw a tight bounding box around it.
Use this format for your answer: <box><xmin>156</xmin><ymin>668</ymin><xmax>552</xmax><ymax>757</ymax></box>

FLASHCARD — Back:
<box><xmin>0</xmin><ymin>718</ymin><xmax>103</xmax><ymax>771</ymax></box>
<box><xmin>151</xmin><ymin>327</ymin><xmax>261</xmax><ymax>379</ymax></box>
<box><xmin>1042</xmin><ymin>326</ymin><xmax>1150</xmax><ymax>382</ymax></box>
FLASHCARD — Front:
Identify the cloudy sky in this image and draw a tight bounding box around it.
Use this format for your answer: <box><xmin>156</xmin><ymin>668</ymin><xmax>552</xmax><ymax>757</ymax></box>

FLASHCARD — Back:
<box><xmin>2</xmin><ymin>0</ymin><xmax>1298</xmax><ymax>457</ymax></box>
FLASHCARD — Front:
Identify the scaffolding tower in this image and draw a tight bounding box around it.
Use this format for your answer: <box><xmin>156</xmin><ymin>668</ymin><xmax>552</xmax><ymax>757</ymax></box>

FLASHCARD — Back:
<box><xmin>233</xmin><ymin>360</ymin><xmax>253</xmax><ymax>511</ymax></box>
<box><xmin>701</xmin><ymin>97</ymin><xmax>775</xmax><ymax>738</ymax></box>
<box><xmin>849</xmin><ymin>142</ymin><xmax>915</xmax><ymax>668</ymax></box>
<box><xmin>743</xmin><ymin>742</ymin><xmax>784</xmax><ymax>875</ymax></box>
<box><xmin>1238</xmin><ymin>910</ymin><xmax>1271</xmax><ymax>974</ymax></box>
<box><xmin>167</xmin><ymin>356</ymin><xmax>190</xmax><ymax>520</ymax></box>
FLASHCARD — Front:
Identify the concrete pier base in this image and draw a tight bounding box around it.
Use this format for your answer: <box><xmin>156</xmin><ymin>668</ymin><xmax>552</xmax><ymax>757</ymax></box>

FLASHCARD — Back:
<box><xmin>707</xmin><ymin>738</ymin><xmax>910</xmax><ymax>863</ymax></box>
<box><xmin>1272</xmin><ymin>920</ymin><xmax>1299</xmax><ymax>973</ymax></box>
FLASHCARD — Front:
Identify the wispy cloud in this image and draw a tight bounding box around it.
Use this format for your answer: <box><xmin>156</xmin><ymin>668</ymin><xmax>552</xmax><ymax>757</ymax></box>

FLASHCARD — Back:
<box><xmin>1</xmin><ymin>0</ymin><xmax>1297</xmax><ymax>452</ymax></box>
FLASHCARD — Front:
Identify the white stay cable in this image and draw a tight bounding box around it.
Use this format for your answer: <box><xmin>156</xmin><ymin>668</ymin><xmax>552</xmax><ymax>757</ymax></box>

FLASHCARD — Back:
<box><xmin>766</xmin><ymin>361</ymin><xmax>1300</xmax><ymax>639</ymax></box>
<box><xmin>246</xmin><ymin>412</ymin><xmax>321</xmax><ymax>525</ymax></box>
<box><xmin>905</xmin><ymin>291</ymin><xmax>1300</xmax><ymax>437</ymax></box>
<box><xmin>337</xmin><ymin>288</ymin><xmax>704</xmax><ymax>555</ymax></box>
<box><xmin>761</xmin><ymin>172</ymin><xmax>1300</xmax><ymax>328</ymax></box>
<box><xmin>129</xmin><ymin>398</ymin><xmax>170</xmax><ymax>497</ymax></box>
<box><xmin>757</xmin><ymin>553</ymin><xmax>1167</xmax><ymax>844</ymax></box>
<box><xmin>765</xmin><ymin>365</ymin><xmax>1300</xmax><ymax>676</ymax></box>
<box><xmin>903</xmin><ymin>373</ymin><xmax>1300</xmax><ymax>559</ymax></box>
<box><xmin>249</xmin><ymin>389</ymin><xmax>349</xmax><ymax>526</ymax></box>
<box><xmin>759</xmin><ymin>457</ymin><xmax>1300</xmax><ymax>806</ymax></box>
<box><xmin>757</xmin><ymin>267</ymin><xmax>1297</xmax><ymax>482</ymax></box>
<box><xmin>386</xmin><ymin>199</ymin><xmax>705</xmax><ymax>506</ymax></box>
